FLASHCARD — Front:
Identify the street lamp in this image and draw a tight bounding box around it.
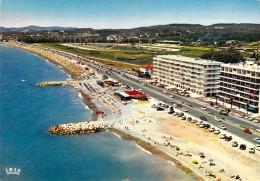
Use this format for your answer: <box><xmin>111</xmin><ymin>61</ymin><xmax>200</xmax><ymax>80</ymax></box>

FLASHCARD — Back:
<box><xmin>215</xmin><ymin>95</ymin><xmax>219</xmax><ymax>105</ymax></box>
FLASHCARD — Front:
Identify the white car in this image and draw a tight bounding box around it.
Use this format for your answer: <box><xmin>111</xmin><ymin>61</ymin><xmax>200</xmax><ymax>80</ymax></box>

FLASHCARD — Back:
<box><xmin>255</xmin><ymin>119</ymin><xmax>260</xmax><ymax>123</ymax></box>
<box><xmin>201</xmin><ymin>107</ymin><xmax>207</xmax><ymax>110</ymax></box>
<box><xmin>256</xmin><ymin>129</ymin><xmax>260</xmax><ymax>133</ymax></box>
<box><xmin>190</xmin><ymin>120</ymin><xmax>197</xmax><ymax>123</ymax></box>
<box><xmin>181</xmin><ymin>108</ymin><xmax>188</xmax><ymax>112</ymax></box>
<box><xmin>173</xmin><ymin>104</ymin><xmax>178</xmax><ymax>108</ymax></box>
<box><xmin>199</xmin><ymin>124</ymin><xmax>205</xmax><ymax>128</ymax></box>
<box><xmin>209</xmin><ymin>127</ymin><xmax>215</xmax><ymax>132</ymax></box>
<box><xmin>196</xmin><ymin>121</ymin><xmax>203</xmax><ymax>126</ymax></box>
<box><xmin>254</xmin><ymin>144</ymin><xmax>260</xmax><ymax>151</ymax></box>
<box><xmin>214</xmin><ymin>130</ymin><xmax>221</xmax><ymax>134</ymax></box>
<box><xmin>163</xmin><ymin>90</ymin><xmax>167</xmax><ymax>93</ymax></box>
<box><xmin>220</xmin><ymin>134</ymin><xmax>226</xmax><ymax>139</ymax></box>
<box><xmin>218</xmin><ymin>125</ymin><xmax>227</xmax><ymax>130</ymax></box>
<box><xmin>249</xmin><ymin>147</ymin><xmax>255</xmax><ymax>154</ymax></box>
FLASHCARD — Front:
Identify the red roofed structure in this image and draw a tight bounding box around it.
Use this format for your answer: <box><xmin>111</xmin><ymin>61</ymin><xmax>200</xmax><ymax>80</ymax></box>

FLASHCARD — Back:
<box><xmin>140</xmin><ymin>65</ymin><xmax>156</xmax><ymax>69</ymax></box>
<box><xmin>124</xmin><ymin>91</ymin><xmax>147</xmax><ymax>99</ymax></box>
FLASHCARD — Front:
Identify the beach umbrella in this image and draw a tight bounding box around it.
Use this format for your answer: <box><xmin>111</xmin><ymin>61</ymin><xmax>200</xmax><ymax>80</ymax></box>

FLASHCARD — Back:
<box><xmin>208</xmin><ymin>159</ymin><xmax>214</xmax><ymax>162</ymax></box>
<box><xmin>198</xmin><ymin>152</ymin><xmax>204</xmax><ymax>155</ymax></box>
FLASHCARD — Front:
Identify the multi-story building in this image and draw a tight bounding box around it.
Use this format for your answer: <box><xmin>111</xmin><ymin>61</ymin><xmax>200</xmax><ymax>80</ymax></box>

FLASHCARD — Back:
<box><xmin>153</xmin><ymin>55</ymin><xmax>221</xmax><ymax>97</ymax></box>
<box><xmin>219</xmin><ymin>62</ymin><xmax>260</xmax><ymax>114</ymax></box>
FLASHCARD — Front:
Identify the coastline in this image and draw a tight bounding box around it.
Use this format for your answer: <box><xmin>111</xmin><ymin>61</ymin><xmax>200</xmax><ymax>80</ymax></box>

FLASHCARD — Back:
<box><xmin>1</xmin><ymin>42</ymin><xmax>207</xmax><ymax>180</ymax></box>
<box><xmin>109</xmin><ymin>128</ymin><xmax>204</xmax><ymax>181</ymax></box>
<box><xmin>5</xmin><ymin>42</ymin><xmax>259</xmax><ymax>181</ymax></box>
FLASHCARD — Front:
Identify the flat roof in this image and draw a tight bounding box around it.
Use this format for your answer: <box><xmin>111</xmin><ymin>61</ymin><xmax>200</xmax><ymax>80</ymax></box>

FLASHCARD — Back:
<box><xmin>154</xmin><ymin>55</ymin><xmax>222</xmax><ymax>65</ymax></box>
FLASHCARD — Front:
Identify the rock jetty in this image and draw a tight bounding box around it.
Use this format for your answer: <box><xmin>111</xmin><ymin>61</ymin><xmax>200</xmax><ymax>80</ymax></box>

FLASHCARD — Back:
<box><xmin>49</xmin><ymin>121</ymin><xmax>109</xmax><ymax>135</ymax></box>
<box><xmin>37</xmin><ymin>81</ymin><xmax>66</xmax><ymax>86</ymax></box>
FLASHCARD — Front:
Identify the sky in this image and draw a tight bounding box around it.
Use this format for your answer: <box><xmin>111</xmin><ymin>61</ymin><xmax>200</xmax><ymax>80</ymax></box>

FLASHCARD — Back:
<box><xmin>0</xmin><ymin>0</ymin><xmax>259</xmax><ymax>29</ymax></box>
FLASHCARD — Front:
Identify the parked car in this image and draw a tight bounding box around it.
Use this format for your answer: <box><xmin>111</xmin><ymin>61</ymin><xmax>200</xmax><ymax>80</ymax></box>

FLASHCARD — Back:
<box><xmin>173</xmin><ymin>112</ymin><xmax>179</xmax><ymax>116</ymax></box>
<box><xmin>243</xmin><ymin>128</ymin><xmax>252</xmax><ymax>134</ymax></box>
<box><xmin>204</xmin><ymin>124</ymin><xmax>211</xmax><ymax>129</ymax></box>
<box><xmin>176</xmin><ymin>104</ymin><xmax>182</xmax><ymax>107</ymax></box>
<box><xmin>249</xmin><ymin>147</ymin><xmax>255</xmax><ymax>153</ymax></box>
<box><xmin>256</xmin><ymin>129</ymin><xmax>260</xmax><ymax>133</ymax></box>
<box><xmin>249</xmin><ymin>117</ymin><xmax>255</xmax><ymax>121</ymax></box>
<box><xmin>201</xmin><ymin>107</ymin><xmax>207</xmax><ymax>110</ymax></box>
<box><xmin>220</xmin><ymin>134</ymin><xmax>226</xmax><ymax>139</ymax></box>
<box><xmin>232</xmin><ymin>141</ymin><xmax>238</xmax><ymax>147</ymax></box>
<box><xmin>244</xmin><ymin>115</ymin><xmax>249</xmax><ymax>119</ymax></box>
<box><xmin>196</xmin><ymin>121</ymin><xmax>203</xmax><ymax>126</ymax></box>
<box><xmin>214</xmin><ymin>130</ymin><xmax>221</xmax><ymax>134</ymax></box>
<box><xmin>240</xmin><ymin>114</ymin><xmax>245</xmax><ymax>118</ymax></box>
<box><xmin>218</xmin><ymin>125</ymin><xmax>227</xmax><ymax>130</ymax></box>
<box><xmin>199</xmin><ymin>124</ymin><xmax>205</xmax><ymax>128</ymax></box>
<box><xmin>164</xmin><ymin>104</ymin><xmax>169</xmax><ymax>108</ymax></box>
<box><xmin>209</xmin><ymin>127</ymin><xmax>215</xmax><ymax>132</ymax></box>
<box><xmin>168</xmin><ymin>111</ymin><xmax>174</xmax><ymax>114</ymax></box>
<box><xmin>200</xmin><ymin>116</ymin><xmax>208</xmax><ymax>121</ymax></box>
<box><xmin>181</xmin><ymin>108</ymin><xmax>188</xmax><ymax>112</ymax></box>
<box><xmin>253</xmin><ymin>137</ymin><xmax>260</xmax><ymax>144</ymax></box>
<box><xmin>170</xmin><ymin>95</ymin><xmax>174</xmax><ymax>98</ymax></box>
<box><xmin>225</xmin><ymin>136</ymin><xmax>232</xmax><ymax>141</ymax></box>
<box><xmin>181</xmin><ymin>116</ymin><xmax>186</xmax><ymax>120</ymax></box>
<box><xmin>240</xmin><ymin>144</ymin><xmax>247</xmax><ymax>150</ymax></box>
<box><xmin>187</xmin><ymin>117</ymin><xmax>192</xmax><ymax>122</ymax></box>
<box><xmin>254</xmin><ymin>144</ymin><xmax>260</xmax><ymax>151</ymax></box>
<box><xmin>255</xmin><ymin>119</ymin><xmax>260</xmax><ymax>123</ymax></box>
<box><xmin>163</xmin><ymin>90</ymin><xmax>167</xmax><ymax>93</ymax></box>
<box><xmin>157</xmin><ymin>107</ymin><xmax>165</xmax><ymax>111</ymax></box>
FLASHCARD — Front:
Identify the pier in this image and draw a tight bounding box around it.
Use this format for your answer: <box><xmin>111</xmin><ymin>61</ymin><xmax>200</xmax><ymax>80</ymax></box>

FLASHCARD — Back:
<box><xmin>36</xmin><ymin>80</ymin><xmax>81</xmax><ymax>86</ymax></box>
<box><xmin>49</xmin><ymin>121</ymin><xmax>109</xmax><ymax>135</ymax></box>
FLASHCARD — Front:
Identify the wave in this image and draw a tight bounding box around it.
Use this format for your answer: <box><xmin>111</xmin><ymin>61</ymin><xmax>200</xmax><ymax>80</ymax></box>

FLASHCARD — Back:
<box><xmin>135</xmin><ymin>144</ymin><xmax>152</xmax><ymax>155</ymax></box>
<box><xmin>112</xmin><ymin>132</ymin><xmax>121</xmax><ymax>139</ymax></box>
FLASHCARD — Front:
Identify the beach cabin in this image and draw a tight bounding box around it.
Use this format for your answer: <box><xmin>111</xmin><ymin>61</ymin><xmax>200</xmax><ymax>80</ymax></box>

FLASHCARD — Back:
<box><xmin>114</xmin><ymin>92</ymin><xmax>131</xmax><ymax>101</ymax></box>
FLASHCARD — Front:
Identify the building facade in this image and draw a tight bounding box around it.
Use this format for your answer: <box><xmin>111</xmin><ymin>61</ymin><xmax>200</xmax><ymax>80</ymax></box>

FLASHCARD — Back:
<box><xmin>219</xmin><ymin>62</ymin><xmax>260</xmax><ymax>114</ymax></box>
<box><xmin>153</xmin><ymin>55</ymin><xmax>221</xmax><ymax>97</ymax></box>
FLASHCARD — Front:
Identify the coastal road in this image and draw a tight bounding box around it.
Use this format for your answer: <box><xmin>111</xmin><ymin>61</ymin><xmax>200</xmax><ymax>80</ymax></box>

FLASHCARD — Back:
<box><xmin>102</xmin><ymin>70</ymin><xmax>260</xmax><ymax>145</ymax></box>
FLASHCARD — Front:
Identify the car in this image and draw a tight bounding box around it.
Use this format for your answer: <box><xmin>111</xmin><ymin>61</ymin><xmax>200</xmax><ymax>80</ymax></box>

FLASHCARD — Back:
<box><xmin>199</xmin><ymin>124</ymin><xmax>205</xmax><ymax>128</ymax></box>
<box><xmin>201</xmin><ymin>107</ymin><xmax>207</xmax><ymax>110</ymax></box>
<box><xmin>214</xmin><ymin>117</ymin><xmax>221</xmax><ymax>122</ymax></box>
<box><xmin>200</xmin><ymin>116</ymin><xmax>207</xmax><ymax>121</ymax></box>
<box><xmin>156</xmin><ymin>107</ymin><xmax>165</xmax><ymax>111</ymax></box>
<box><xmin>218</xmin><ymin>125</ymin><xmax>227</xmax><ymax>130</ymax></box>
<box><xmin>176</xmin><ymin>104</ymin><xmax>182</xmax><ymax>107</ymax></box>
<box><xmin>215</xmin><ymin>105</ymin><xmax>219</xmax><ymax>108</ymax></box>
<box><xmin>244</xmin><ymin>115</ymin><xmax>249</xmax><ymax>119</ymax></box>
<box><xmin>168</xmin><ymin>111</ymin><xmax>174</xmax><ymax>114</ymax></box>
<box><xmin>254</xmin><ymin>144</ymin><xmax>260</xmax><ymax>151</ymax></box>
<box><xmin>203</xmin><ymin>124</ymin><xmax>211</xmax><ymax>129</ymax></box>
<box><xmin>190</xmin><ymin>120</ymin><xmax>197</xmax><ymax>123</ymax></box>
<box><xmin>179</xmin><ymin>112</ymin><xmax>184</xmax><ymax>117</ymax></box>
<box><xmin>209</xmin><ymin>127</ymin><xmax>215</xmax><ymax>132</ymax></box>
<box><xmin>173</xmin><ymin>104</ymin><xmax>178</xmax><ymax>108</ymax></box>
<box><xmin>240</xmin><ymin>144</ymin><xmax>246</xmax><ymax>150</ymax></box>
<box><xmin>256</xmin><ymin>129</ymin><xmax>260</xmax><ymax>133</ymax></box>
<box><xmin>225</xmin><ymin>136</ymin><xmax>232</xmax><ymax>141</ymax></box>
<box><xmin>164</xmin><ymin>104</ymin><xmax>169</xmax><ymax>108</ymax></box>
<box><xmin>181</xmin><ymin>108</ymin><xmax>188</xmax><ymax>112</ymax></box>
<box><xmin>243</xmin><ymin>128</ymin><xmax>252</xmax><ymax>134</ymax></box>
<box><xmin>249</xmin><ymin>148</ymin><xmax>255</xmax><ymax>154</ymax></box>
<box><xmin>181</xmin><ymin>116</ymin><xmax>186</xmax><ymax>120</ymax></box>
<box><xmin>187</xmin><ymin>117</ymin><xmax>192</xmax><ymax>122</ymax></box>
<box><xmin>163</xmin><ymin>90</ymin><xmax>167</xmax><ymax>93</ymax></box>
<box><xmin>249</xmin><ymin>117</ymin><xmax>255</xmax><ymax>121</ymax></box>
<box><xmin>170</xmin><ymin>95</ymin><xmax>174</xmax><ymax>98</ymax></box>
<box><xmin>240</xmin><ymin>114</ymin><xmax>245</xmax><ymax>118</ymax></box>
<box><xmin>173</xmin><ymin>112</ymin><xmax>179</xmax><ymax>116</ymax></box>
<box><xmin>196</xmin><ymin>121</ymin><xmax>203</xmax><ymax>126</ymax></box>
<box><xmin>255</xmin><ymin>119</ymin><xmax>260</xmax><ymax>123</ymax></box>
<box><xmin>253</xmin><ymin>137</ymin><xmax>260</xmax><ymax>144</ymax></box>
<box><xmin>232</xmin><ymin>141</ymin><xmax>238</xmax><ymax>147</ymax></box>
<box><xmin>220</xmin><ymin>110</ymin><xmax>228</xmax><ymax>115</ymax></box>
<box><xmin>214</xmin><ymin>130</ymin><xmax>221</xmax><ymax>134</ymax></box>
<box><xmin>220</xmin><ymin>134</ymin><xmax>226</xmax><ymax>139</ymax></box>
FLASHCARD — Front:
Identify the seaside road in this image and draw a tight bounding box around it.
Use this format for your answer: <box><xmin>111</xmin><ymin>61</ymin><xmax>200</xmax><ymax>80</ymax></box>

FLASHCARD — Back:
<box><xmin>103</xmin><ymin>70</ymin><xmax>259</xmax><ymax>145</ymax></box>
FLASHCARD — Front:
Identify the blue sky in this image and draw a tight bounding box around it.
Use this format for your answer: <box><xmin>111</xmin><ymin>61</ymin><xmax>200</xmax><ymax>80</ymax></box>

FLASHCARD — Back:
<box><xmin>0</xmin><ymin>0</ymin><xmax>259</xmax><ymax>28</ymax></box>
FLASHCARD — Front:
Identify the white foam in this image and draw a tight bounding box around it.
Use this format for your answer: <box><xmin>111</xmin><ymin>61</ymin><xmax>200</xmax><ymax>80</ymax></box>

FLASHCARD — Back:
<box><xmin>78</xmin><ymin>92</ymin><xmax>83</xmax><ymax>98</ymax></box>
<box><xmin>112</xmin><ymin>132</ymin><xmax>121</xmax><ymax>139</ymax></box>
<box><xmin>135</xmin><ymin>144</ymin><xmax>152</xmax><ymax>155</ymax></box>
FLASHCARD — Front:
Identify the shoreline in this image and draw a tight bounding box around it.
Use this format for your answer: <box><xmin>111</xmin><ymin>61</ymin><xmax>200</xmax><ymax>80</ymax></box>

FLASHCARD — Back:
<box><xmin>109</xmin><ymin>128</ymin><xmax>204</xmax><ymax>181</ymax></box>
<box><xmin>2</xmin><ymin>42</ymin><xmax>218</xmax><ymax>181</ymax></box>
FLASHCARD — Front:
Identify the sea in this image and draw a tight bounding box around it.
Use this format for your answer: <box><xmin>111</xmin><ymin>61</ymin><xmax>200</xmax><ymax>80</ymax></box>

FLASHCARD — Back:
<box><xmin>0</xmin><ymin>44</ymin><xmax>197</xmax><ymax>181</ymax></box>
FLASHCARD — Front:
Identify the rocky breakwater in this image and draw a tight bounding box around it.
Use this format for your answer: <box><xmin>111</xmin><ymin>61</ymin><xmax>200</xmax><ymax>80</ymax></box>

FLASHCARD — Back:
<box><xmin>37</xmin><ymin>81</ymin><xmax>67</xmax><ymax>86</ymax></box>
<box><xmin>49</xmin><ymin>121</ymin><xmax>109</xmax><ymax>135</ymax></box>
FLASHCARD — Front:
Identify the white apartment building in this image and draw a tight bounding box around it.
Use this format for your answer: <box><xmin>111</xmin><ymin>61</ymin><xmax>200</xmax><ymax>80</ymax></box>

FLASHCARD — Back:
<box><xmin>153</xmin><ymin>55</ymin><xmax>221</xmax><ymax>97</ymax></box>
<box><xmin>219</xmin><ymin>62</ymin><xmax>260</xmax><ymax>114</ymax></box>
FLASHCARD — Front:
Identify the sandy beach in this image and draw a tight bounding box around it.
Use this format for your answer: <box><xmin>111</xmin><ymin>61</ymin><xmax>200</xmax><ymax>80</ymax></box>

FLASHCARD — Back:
<box><xmin>5</xmin><ymin>42</ymin><xmax>260</xmax><ymax>181</ymax></box>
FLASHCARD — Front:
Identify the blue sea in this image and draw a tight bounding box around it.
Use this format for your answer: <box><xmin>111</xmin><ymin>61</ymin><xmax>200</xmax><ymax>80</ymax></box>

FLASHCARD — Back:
<box><xmin>0</xmin><ymin>44</ymin><xmax>196</xmax><ymax>181</ymax></box>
